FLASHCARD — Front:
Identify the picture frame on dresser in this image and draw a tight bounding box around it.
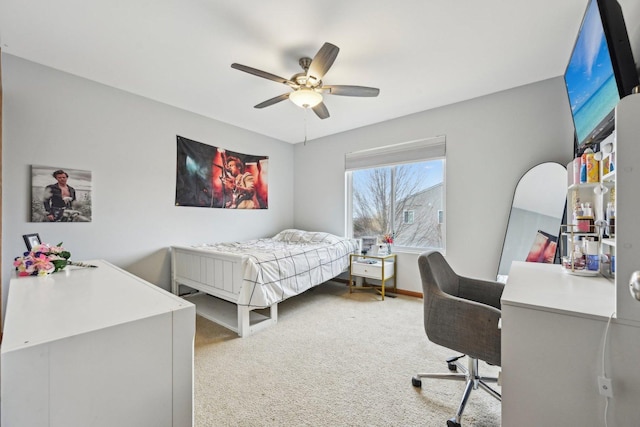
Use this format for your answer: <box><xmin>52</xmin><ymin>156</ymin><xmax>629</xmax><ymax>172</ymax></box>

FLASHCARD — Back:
<box><xmin>22</xmin><ymin>233</ymin><xmax>41</xmax><ymax>251</ymax></box>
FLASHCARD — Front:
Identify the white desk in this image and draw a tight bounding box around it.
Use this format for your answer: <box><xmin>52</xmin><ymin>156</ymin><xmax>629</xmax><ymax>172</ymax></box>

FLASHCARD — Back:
<box><xmin>503</xmin><ymin>262</ymin><xmax>615</xmax><ymax>319</ymax></box>
<box><xmin>1</xmin><ymin>260</ymin><xmax>195</xmax><ymax>427</ymax></box>
<box><xmin>501</xmin><ymin>262</ymin><xmax>640</xmax><ymax>426</ymax></box>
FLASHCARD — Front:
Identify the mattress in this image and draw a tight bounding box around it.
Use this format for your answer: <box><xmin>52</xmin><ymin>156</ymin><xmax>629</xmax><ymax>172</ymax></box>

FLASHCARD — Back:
<box><xmin>191</xmin><ymin>229</ymin><xmax>359</xmax><ymax>307</ymax></box>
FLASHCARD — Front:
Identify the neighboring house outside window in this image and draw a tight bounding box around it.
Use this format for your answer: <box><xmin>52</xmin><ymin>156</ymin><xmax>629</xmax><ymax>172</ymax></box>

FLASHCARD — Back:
<box><xmin>394</xmin><ymin>182</ymin><xmax>443</xmax><ymax>248</ymax></box>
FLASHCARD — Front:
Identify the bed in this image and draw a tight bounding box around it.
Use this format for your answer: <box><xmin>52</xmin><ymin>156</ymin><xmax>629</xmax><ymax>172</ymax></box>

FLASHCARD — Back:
<box><xmin>171</xmin><ymin>229</ymin><xmax>359</xmax><ymax>337</ymax></box>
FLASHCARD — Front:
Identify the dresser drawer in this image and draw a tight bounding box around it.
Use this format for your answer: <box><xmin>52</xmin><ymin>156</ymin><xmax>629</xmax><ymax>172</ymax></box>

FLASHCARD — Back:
<box><xmin>351</xmin><ymin>261</ymin><xmax>394</xmax><ymax>280</ymax></box>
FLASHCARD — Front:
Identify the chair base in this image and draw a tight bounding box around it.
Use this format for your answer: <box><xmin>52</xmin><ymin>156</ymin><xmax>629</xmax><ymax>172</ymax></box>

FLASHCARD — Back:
<box><xmin>412</xmin><ymin>355</ymin><xmax>501</xmax><ymax>426</ymax></box>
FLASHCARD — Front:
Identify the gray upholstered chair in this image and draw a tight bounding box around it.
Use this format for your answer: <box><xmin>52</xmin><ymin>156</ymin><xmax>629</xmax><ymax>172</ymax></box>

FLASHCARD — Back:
<box><xmin>412</xmin><ymin>251</ymin><xmax>503</xmax><ymax>427</ymax></box>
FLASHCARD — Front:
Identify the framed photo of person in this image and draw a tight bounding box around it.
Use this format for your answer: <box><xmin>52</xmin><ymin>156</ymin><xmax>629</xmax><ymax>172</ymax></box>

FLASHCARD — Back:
<box><xmin>30</xmin><ymin>165</ymin><xmax>92</xmax><ymax>222</ymax></box>
<box><xmin>23</xmin><ymin>233</ymin><xmax>42</xmax><ymax>251</ymax></box>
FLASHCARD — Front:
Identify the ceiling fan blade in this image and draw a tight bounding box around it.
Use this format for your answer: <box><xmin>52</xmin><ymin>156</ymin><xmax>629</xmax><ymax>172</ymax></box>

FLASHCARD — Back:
<box><xmin>324</xmin><ymin>85</ymin><xmax>380</xmax><ymax>97</ymax></box>
<box><xmin>231</xmin><ymin>63</ymin><xmax>295</xmax><ymax>86</ymax></box>
<box><xmin>307</xmin><ymin>43</ymin><xmax>339</xmax><ymax>81</ymax></box>
<box><xmin>312</xmin><ymin>102</ymin><xmax>330</xmax><ymax>120</ymax></box>
<box><xmin>254</xmin><ymin>93</ymin><xmax>290</xmax><ymax>109</ymax></box>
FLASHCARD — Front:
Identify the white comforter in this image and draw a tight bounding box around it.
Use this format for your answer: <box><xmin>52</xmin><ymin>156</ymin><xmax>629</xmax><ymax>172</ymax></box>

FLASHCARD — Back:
<box><xmin>193</xmin><ymin>229</ymin><xmax>359</xmax><ymax>307</ymax></box>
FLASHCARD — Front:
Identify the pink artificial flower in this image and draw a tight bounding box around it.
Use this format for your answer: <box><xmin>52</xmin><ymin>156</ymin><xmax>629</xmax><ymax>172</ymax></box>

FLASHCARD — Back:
<box><xmin>14</xmin><ymin>242</ymin><xmax>70</xmax><ymax>277</ymax></box>
<box><xmin>48</xmin><ymin>245</ymin><xmax>64</xmax><ymax>254</ymax></box>
<box><xmin>31</xmin><ymin>253</ymin><xmax>54</xmax><ymax>272</ymax></box>
<box><xmin>31</xmin><ymin>243</ymin><xmax>47</xmax><ymax>253</ymax></box>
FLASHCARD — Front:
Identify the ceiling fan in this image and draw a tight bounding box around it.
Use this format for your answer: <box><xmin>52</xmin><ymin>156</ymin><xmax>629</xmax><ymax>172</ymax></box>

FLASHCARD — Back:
<box><xmin>231</xmin><ymin>42</ymin><xmax>379</xmax><ymax>120</ymax></box>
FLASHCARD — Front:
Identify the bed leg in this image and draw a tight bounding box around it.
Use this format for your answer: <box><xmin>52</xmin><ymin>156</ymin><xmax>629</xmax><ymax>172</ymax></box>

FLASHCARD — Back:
<box><xmin>237</xmin><ymin>305</ymin><xmax>250</xmax><ymax>338</ymax></box>
<box><xmin>237</xmin><ymin>304</ymin><xmax>279</xmax><ymax>338</ymax></box>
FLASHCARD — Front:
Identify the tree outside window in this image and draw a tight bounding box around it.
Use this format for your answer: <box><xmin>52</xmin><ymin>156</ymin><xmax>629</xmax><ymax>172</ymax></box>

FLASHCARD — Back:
<box><xmin>349</xmin><ymin>159</ymin><xmax>445</xmax><ymax>250</ymax></box>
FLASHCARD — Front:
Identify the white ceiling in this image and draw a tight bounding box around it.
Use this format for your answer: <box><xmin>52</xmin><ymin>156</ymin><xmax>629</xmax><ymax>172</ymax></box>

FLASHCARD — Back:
<box><xmin>1</xmin><ymin>0</ymin><xmax>639</xmax><ymax>144</ymax></box>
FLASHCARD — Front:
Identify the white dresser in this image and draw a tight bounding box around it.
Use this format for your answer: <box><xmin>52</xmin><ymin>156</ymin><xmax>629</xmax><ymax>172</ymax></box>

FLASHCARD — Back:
<box><xmin>1</xmin><ymin>260</ymin><xmax>195</xmax><ymax>427</ymax></box>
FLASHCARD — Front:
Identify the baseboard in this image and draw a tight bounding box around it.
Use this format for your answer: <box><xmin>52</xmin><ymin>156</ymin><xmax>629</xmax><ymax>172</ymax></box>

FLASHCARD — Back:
<box><xmin>394</xmin><ymin>288</ymin><xmax>423</xmax><ymax>298</ymax></box>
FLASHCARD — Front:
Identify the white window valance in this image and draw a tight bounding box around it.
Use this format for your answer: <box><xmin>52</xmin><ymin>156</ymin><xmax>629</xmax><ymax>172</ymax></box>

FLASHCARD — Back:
<box><xmin>344</xmin><ymin>135</ymin><xmax>446</xmax><ymax>171</ymax></box>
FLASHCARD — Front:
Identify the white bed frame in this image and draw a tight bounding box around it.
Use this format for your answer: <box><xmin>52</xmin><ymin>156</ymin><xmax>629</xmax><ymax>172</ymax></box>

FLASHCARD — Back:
<box><xmin>171</xmin><ymin>245</ymin><xmax>278</xmax><ymax>337</ymax></box>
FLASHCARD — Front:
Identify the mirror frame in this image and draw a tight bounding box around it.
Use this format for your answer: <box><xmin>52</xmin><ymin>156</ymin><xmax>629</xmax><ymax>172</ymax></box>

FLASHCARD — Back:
<box><xmin>497</xmin><ymin>162</ymin><xmax>568</xmax><ymax>279</ymax></box>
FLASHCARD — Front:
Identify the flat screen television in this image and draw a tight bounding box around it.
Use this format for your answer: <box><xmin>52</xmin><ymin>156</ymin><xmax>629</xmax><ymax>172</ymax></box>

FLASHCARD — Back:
<box><xmin>564</xmin><ymin>0</ymin><xmax>639</xmax><ymax>155</ymax></box>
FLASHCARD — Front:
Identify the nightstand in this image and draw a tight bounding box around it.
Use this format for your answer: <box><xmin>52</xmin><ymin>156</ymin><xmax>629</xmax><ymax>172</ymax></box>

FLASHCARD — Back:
<box><xmin>348</xmin><ymin>253</ymin><xmax>397</xmax><ymax>300</ymax></box>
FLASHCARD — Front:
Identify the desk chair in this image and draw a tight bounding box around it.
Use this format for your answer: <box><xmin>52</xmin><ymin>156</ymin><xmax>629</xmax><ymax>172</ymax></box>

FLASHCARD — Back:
<box><xmin>412</xmin><ymin>251</ymin><xmax>503</xmax><ymax>427</ymax></box>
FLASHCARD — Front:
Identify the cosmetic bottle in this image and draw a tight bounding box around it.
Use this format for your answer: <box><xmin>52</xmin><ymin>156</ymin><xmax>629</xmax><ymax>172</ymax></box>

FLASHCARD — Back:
<box><xmin>584</xmin><ymin>238</ymin><xmax>599</xmax><ymax>271</ymax></box>
<box><xmin>606</xmin><ymin>202</ymin><xmax>615</xmax><ymax>237</ymax></box>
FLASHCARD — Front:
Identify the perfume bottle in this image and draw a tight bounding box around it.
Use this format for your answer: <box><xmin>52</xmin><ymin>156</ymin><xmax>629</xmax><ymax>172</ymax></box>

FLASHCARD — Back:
<box><xmin>584</xmin><ymin>238</ymin><xmax>599</xmax><ymax>271</ymax></box>
<box><xmin>606</xmin><ymin>202</ymin><xmax>615</xmax><ymax>237</ymax></box>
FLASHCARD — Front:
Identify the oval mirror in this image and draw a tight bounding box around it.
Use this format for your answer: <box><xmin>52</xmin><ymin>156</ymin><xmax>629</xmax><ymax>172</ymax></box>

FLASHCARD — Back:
<box><xmin>497</xmin><ymin>162</ymin><xmax>567</xmax><ymax>281</ymax></box>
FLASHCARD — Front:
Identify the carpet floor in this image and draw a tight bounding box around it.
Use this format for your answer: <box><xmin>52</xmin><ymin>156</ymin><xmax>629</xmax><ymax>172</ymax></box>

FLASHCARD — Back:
<box><xmin>194</xmin><ymin>281</ymin><xmax>501</xmax><ymax>427</ymax></box>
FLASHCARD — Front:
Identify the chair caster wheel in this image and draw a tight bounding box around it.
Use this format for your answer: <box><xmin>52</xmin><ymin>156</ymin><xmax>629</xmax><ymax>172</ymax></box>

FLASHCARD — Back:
<box><xmin>411</xmin><ymin>377</ymin><xmax>422</xmax><ymax>387</ymax></box>
<box><xmin>445</xmin><ymin>355</ymin><xmax>463</xmax><ymax>371</ymax></box>
<box><xmin>446</xmin><ymin>419</ymin><xmax>461</xmax><ymax>427</ymax></box>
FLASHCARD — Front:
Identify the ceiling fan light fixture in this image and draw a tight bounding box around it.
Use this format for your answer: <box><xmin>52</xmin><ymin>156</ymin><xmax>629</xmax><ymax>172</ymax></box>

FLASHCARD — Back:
<box><xmin>289</xmin><ymin>88</ymin><xmax>322</xmax><ymax>108</ymax></box>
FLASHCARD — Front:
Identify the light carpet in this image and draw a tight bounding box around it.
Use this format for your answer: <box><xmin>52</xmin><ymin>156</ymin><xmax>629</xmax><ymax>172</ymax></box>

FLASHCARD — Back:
<box><xmin>194</xmin><ymin>281</ymin><xmax>501</xmax><ymax>427</ymax></box>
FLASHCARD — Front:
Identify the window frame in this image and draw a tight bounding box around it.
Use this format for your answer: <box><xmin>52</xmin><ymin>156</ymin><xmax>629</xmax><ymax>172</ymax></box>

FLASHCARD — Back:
<box><xmin>345</xmin><ymin>136</ymin><xmax>446</xmax><ymax>254</ymax></box>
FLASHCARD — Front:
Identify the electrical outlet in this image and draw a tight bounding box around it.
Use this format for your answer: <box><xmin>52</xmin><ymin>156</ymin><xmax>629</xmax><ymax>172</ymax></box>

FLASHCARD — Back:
<box><xmin>598</xmin><ymin>376</ymin><xmax>613</xmax><ymax>398</ymax></box>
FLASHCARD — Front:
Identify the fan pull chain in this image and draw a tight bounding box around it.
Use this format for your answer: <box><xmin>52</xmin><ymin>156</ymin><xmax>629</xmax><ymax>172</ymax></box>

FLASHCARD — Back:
<box><xmin>303</xmin><ymin>107</ymin><xmax>308</xmax><ymax>145</ymax></box>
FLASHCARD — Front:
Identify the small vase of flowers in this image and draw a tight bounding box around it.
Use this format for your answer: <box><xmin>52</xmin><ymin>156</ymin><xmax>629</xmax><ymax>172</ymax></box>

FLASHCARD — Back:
<box><xmin>14</xmin><ymin>242</ymin><xmax>71</xmax><ymax>277</ymax></box>
<box><xmin>382</xmin><ymin>232</ymin><xmax>395</xmax><ymax>254</ymax></box>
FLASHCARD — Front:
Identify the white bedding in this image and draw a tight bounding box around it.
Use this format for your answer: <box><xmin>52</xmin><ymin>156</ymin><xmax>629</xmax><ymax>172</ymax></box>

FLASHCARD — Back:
<box><xmin>191</xmin><ymin>229</ymin><xmax>359</xmax><ymax>307</ymax></box>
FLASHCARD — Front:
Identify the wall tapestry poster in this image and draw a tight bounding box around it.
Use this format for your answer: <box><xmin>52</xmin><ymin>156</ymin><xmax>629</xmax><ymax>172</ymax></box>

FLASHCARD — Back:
<box><xmin>175</xmin><ymin>136</ymin><xmax>268</xmax><ymax>209</ymax></box>
<box><xmin>31</xmin><ymin>165</ymin><xmax>92</xmax><ymax>222</ymax></box>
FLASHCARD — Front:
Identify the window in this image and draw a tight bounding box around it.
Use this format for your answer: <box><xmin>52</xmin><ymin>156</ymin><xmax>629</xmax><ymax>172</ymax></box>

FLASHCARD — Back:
<box><xmin>403</xmin><ymin>210</ymin><xmax>415</xmax><ymax>224</ymax></box>
<box><xmin>345</xmin><ymin>137</ymin><xmax>446</xmax><ymax>251</ymax></box>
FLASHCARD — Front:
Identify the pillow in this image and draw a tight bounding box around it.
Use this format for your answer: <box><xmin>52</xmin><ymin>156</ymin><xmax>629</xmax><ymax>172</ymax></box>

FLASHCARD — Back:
<box><xmin>272</xmin><ymin>229</ymin><xmax>306</xmax><ymax>242</ymax></box>
<box><xmin>272</xmin><ymin>229</ymin><xmax>342</xmax><ymax>244</ymax></box>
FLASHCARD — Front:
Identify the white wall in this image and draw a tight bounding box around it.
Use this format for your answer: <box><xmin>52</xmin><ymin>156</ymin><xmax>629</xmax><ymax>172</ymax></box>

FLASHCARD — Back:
<box><xmin>2</xmin><ymin>54</ymin><xmax>294</xmax><ymax>317</ymax></box>
<box><xmin>0</xmin><ymin>55</ymin><xmax>578</xmax><ymax>307</ymax></box>
<box><xmin>293</xmin><ymin>78</ymin><xmax>575</xmax><ymax>293</ymax></box>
